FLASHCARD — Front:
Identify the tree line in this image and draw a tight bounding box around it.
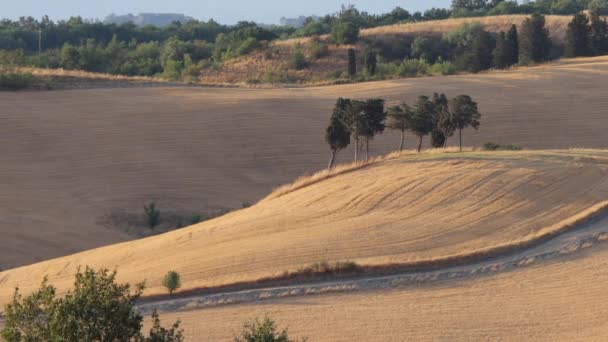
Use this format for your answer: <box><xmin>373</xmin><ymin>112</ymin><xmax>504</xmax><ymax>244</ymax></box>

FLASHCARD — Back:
<box><xmin>325</xmin><ymin>94</ymin><xmax>481</xmax><ymax>169</ymax></box>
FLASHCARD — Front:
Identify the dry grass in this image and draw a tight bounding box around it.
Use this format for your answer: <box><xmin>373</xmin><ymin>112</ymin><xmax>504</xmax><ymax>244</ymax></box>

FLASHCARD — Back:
<box><xmin>1</xmin><ymin>150</ymin><xmax>607</xmax><ymax>307</ymax></box>
<box><xmin>362</xmin><ymin>15</ymin><xmax>573</xmax><ymax>42</ymax></box>
<box><xmin>201</xmin><ymin>15</ymin><xmax>576</xmax><ymax>85</ymax></box>
<box><xmin>1</xmin><ymin>57</ymin><xmax>608</xmax><ymax>271</ymax></box>
<box><xmin>154</xmin><ymin>244</ymin><xmax>608</xmax><ymax>341</ymax></box>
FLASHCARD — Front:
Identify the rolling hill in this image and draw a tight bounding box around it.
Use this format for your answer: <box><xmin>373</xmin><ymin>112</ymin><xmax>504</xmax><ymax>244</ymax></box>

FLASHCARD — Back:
<box><xmin>1</xmin><ymin>150</ymin><xmax>607</xmax><ymax>306</ymax></box>
<box><xmin>1</xmin><ymin>56</ymin><xmax>608</xmax><ymax>270</ymax></box>
<box><xmin>201</xmin><ymin>14</ymin><xmax>574</xmax><ymax>84</ymax></box>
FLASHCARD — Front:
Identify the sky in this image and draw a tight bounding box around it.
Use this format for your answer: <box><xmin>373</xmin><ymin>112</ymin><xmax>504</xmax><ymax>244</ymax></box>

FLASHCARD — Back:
<box><xmin>2</xmin><ymin>0</ymin><xmax>452</xmax><ymax>24</ymax></box>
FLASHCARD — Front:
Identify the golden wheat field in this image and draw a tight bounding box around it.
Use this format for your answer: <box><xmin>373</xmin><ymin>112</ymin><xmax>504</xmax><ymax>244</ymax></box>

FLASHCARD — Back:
<box><xmin>1</xmin><ymin>149</ymin><xmax>607</xmax><ymax>306</ymax></box>
<box><xmin>153</xmin><ymin>243</ymin><xmax>608</xmax><ymax>341</ymax></box>
<box><xmin>1</xmin><ymin>56</ymin><xmax>608</xmax><ymax>271</ymax></box>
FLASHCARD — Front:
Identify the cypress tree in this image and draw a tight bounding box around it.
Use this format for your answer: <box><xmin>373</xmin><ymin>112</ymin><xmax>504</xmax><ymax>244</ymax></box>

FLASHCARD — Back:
<box><xmin>565</xmin><ymin>13</ymin><xmax>592</xmax><ymax>57</ymax></box>
<box><xmin>519</xmin><ymin>14</ymin><xmax>551</xmax><ymax>64</ymax></box>
<box><xmin>325</xmin><ymin>115</ymin><xmax>351</xmax><ymax>170</ymax></box>
<box><xmin>590</xmin><ymin>11</ymin><xmax>608</xmax><ymax>55</ymax></box>
<box><xmin>493</xmin><ymin>31</ymin><xmax>509</xmax><ymax>68</ymax></box>
<box><xmin>505</xmin><ymin>24</ymin><xmax>519</xmax><ymax>65</ymax></box>
<box><xmin>364</xmin><ymin>49</ymin><xmax>377</xmax><ymax>76</ymax></box>
<box><xmin>347</xmin><ymin>48</ymin><xmax>357</xmax><ymax>77</ymax></box>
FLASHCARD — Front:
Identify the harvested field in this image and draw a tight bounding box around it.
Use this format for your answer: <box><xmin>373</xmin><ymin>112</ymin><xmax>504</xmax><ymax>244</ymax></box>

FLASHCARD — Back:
<box><xmin>1</xmin><ymin>150</ymin><xmax>607</xmax><ymax>306</ymax></box>
<box><xmin>0</xmin><ymin>56</ymin><xmax>608</xmax><ymax>270</ymax></box>
<box><xmin>154</xmin><ymin>241</ymin><xmax>608</xmax><ymax>341</ymax></box>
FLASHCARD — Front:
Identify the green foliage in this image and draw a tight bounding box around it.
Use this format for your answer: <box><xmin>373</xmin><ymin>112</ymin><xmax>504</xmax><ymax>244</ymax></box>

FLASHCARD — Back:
<box><xmin>162</xmin><ymin>271</ymin><xmax>181</xmax><ymax>295</ymax></box>
<box><xmin>234</xmin><ymin>317</ymin><xmax>305</xmax><ymax>342</ymax></box>
<box><xmin>289</xmin><ymin>47</ymin><xmax>309</xmax><ymax>70</ymax></box>
<box><xmin>364</xmin><ymin>49</ymin><xmax>378</xmax><ymax>76</ymax></box>
<box><xmin>589</xmin><ymin>0</ymin><xmax>608</xmax><ymax>14</ymax></box>
<box><xmin>519</xmin><ymin>14</ymin><xmax>552</xmax><ymax>64</ymax></box>
<box><xmin>1</xmin><ymin>267</ymin><xmax>183</xmax><ymax>342</ymax></box>
<box><xmin>347</xmin><ymin>48</ymin><xmax>357</xmax><ymax>76</ymax></box>
<box><xmin>399</xmin><ymin>58</ymin><xmax>430</xmax><ymax>77</ymax></box>
<box><xmin>590</xmin><ymin>11</ymin><xmax>608</xmax><ymax>55</ymax></box>
<box><xmin>308</xmin><ymin>39</ymin><xmax>330</xmax><ymax>59</ymax></box>
<box><xmin>0</xmin><ymin>71</ymin><xmax>34</xmax><ymax>90</ymax></box>
<box><xmin>448</xmin><ymin>95</ymin><xmax>482</xmax><ymax>150</ymax></box>
<box><xmin>445</xmin><ymin>23</ymin><xmax>495</xmax><ymax>72</ymax></box>
<box><xmin>482</xmin><ymin>142</ymin><xmax>523</xmax><ymax>150</ymax></box>
<box><xmin>144</xmin><ymin>202</ymin><xmax>161</xmax><ymax>229</ymax></box>
<box><xmin>565</xmin><ymin>13</ymin><xmax>592</xmax><ymax>57</ymax></box>
<box><xmin>495</xmin><ymin>24</ymin><xmax>523</xmax><ymax>69</ymax></box>
<box><xmin>325</xmin><ymin>112</ymin><xmax>351</xmax><ymax>168</ymax></box>
<box><xmin>145</xmin><ymin>310</ymin><xmax>185</xmax><ymax>342</ymax></box>
<box><xmin>409</xmin><ymin>96</ymin><xmax>437</xmax><ymax>152</ymax></box>
<box><xmin>331</xmin><ymin>21</ymin><xmax>360</xmax><ymax>45</ymax></box>
<box><xmin>428</xmin><ymin>59</ymin><xmax>457</xmax><ymax>75</ymax></box>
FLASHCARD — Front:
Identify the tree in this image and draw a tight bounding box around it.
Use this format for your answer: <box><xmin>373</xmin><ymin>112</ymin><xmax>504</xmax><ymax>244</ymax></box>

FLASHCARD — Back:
<box><xmin>408</xmin><ymin>96</ymin><xmax>436</xmax><ymax>152</ymax></box>
<box><xmin>234</xmin><ymin>317</ymin><xmax>305</xmax><ymax>342</ymax></box>
<box><xmin>325</xmin><ymin>114</ymin><xmax>351</xmax><ymax>169</ymax></box>
<box><xmin>1</xmin><ymin>267</ymin><xmax>184</xmax><ymax>342</ymax></box>
<box><xmin>386</xmin><ymin>104</ymin><xmax>412</xmax><ymax>152</ymax></box>
<box><xmin>444</xmin><ymin>23</ymin><xmax>494</xmax><ymax>72</ymax></box>
<box><xmin>590</xmin><ymin>11</ymin><xmax>608</xmax><ymax>55</ymax></box>
<box><xmin>565</xmin><ymin>13</ymin><xmax>591</xmax><ymax>57</ymax></box>
<box><xmin>145</xmin><ymin>202</ymin><xmax>161</xmax><ymax>229</ymax></box>
<box><xmin>331</xmin><ymin>21</ymin><xmax>360</xmax><ymax>44</ymax></box>
<box><xmin>505</xmin><ymin>24</ymin><xmax>519</xmax><ymax>65</ymax></box>
<box><xmin>494</xmin><ymin>26</ymin><xmax>518</xmax><ymax>68</ymax></box>
<box><xmin>448</xmin><ymin>95</ymin><xmax>481</xmax><ymax>151</ymax></box>
<box><xmin>359</xmin><ymin>98</ymin><xmax>387</xmax><ymax>160</ymax></box>
<box><xmin>364</xmin><ymin>49</ymin><xmax>377</xmax><ymax>75</ymax></box>
<box><xmin>589</xmin><ymin>0</ymin><xmax>608</xmax><ymax>15</ymax></box>
<box><xmin>347</xmin><ymin>48</ymin><xmax>357</xmax><ymax>76</ymax></box>
<box><xmin>146</xmin><ymin>310</ymin><xmax>184</xmax><ymax>342</ymax></box>
<box><xmin>432</xmin><ymin>93</ymin><xmax>455</xmax><ymax>147</ymax></box>
<box><xmin>519</xmin><ymin>14</ymin><xmax>552</xmax><ymax>64</ymax></box>
<box><xmin>162</xmin><ymin>271</ymin><xmax>182</xmax><ymax>295</ymax></box>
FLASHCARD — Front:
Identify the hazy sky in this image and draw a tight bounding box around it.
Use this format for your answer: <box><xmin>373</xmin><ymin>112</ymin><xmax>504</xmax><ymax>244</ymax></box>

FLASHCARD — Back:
<box><xmin>2</xmin><ymin>1</ymin><xmax>452</xmax><ymax>24</ymax></box>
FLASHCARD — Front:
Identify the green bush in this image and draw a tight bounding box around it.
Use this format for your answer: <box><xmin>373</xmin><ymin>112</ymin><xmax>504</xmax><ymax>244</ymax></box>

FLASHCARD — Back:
<box><xmin>399</xmin><ymin>58</ymin><xmax>430</xmax><ymax>77</ymax></box>
<box><xmin>144</xmin><ymin>202</ymin><xmax>161</xmax><ymax>229</ymax></box>
<box><xmin>482</xmin><ymin>142</ymin><xmax>523</xmax><ymax>151</ymax></box>
<box><xmin>162</xmin><ymin>271</ymin><xmax>181</xmax><ymax>295</ymax></box>
<box><xmin>0</xmin><ymin>72</ymin><xmax>34</xmax><ymax>90</ymax></box>
<box><xmin>234</xmin><ymin>317</ymin><xmax>306</xmax><ymax>342</ymax></box>
<box><xmin>309</xmin><ymin>39</ymin><xmax>330</xmax><ymax>59</ymax></box>
<box><xmin>428</xmin><ymin>60</ymin><xmax>457</xmax><ymax>75</ymax></box>
<box><xmin>331</xmin><ymin>21</ymin><xmax>360</xmax><ymax>44</ymax></box>
<box><xmin>236</xmin><ymin>37</ymin><xmax>260</xmax><ymax>56</ymax></box>
<box><xmin>289</xmin><ymin>48</ymin><xmax>309</xmax><ymax>70</ymax></box>
<box><xmin>1</xmin><ymin>267</ymin><xmax>183</xmax><ymax>342</ymax></box>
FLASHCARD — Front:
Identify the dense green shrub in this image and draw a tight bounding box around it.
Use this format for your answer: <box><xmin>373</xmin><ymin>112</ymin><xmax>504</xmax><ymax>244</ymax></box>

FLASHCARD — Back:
<box><xmin>0</xmin><ymin>71</ymin><xmax>34</xmax><ymax>90</ymax></box>
<box><xmin>1</xmin><ymin>268</ymin><xmax>183</xmax><ymax>342</ymax></box>
<box><xmin>482</xmin><ymin>142</ymin><xmax>523</xmax><ymax>151</ymax></box>
<box><xmin>309</xmin><ymin>39</ymin><xmax>330</xmax><ymax>59</ymax></box>
<box><xmin>331</xmin><ymin>21</ymin><xmax>360</xmax><ymax>44</ymax></box>
<box><xmin>234</xmin><ymin>317</ymin><xmax>306</xmax><ymax>342</ymax></box>
<box><xmin>289</xmin><ymin>48</ymin><xmax>309</xmax><ymax>70</ymax></box>
<box><xmin>144</xmin><ymin>202</ymin><xmax>161</xmax><ymax>229</ymax></box>
<box><xmin>162</xmin><ymin>271</ymin><xmax>182</xmax><ymax>295</ymax></box>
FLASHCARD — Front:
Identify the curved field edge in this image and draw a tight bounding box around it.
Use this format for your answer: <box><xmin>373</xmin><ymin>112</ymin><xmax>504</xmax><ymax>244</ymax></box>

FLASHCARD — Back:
<box><xmin>0</xmin><ymin>150</ymin><xmax>606</xmax><ymax>305</ymax></box>
<box><xmin>137</xmin><ymin>200</ymin><xmax>608</xmax><ymax>304</ymax></box>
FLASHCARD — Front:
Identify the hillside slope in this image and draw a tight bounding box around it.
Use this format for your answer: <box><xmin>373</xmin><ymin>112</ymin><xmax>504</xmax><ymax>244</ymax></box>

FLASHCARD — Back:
<box><xmin>1</xmin><ymin>150</ymin><xmax>607</xmax><ymax>305</ymax></box>
<box><xmin>1</xmin><ymin>56</ymin><xmax>608</xmax><ymax>270</ymax></box>
<box><xmin>201</xmin><ymin>14</ymin><xmax>574</xmax><ymax>84</ymax></box>
<box><xmin>156</xmin><ymin>237</ymin><xmax>608</xmax><ymax>341</ymax></box>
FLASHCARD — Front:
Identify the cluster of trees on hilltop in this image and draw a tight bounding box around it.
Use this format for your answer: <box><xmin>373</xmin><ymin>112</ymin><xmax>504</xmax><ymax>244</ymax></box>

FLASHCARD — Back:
<box><xmin>451</xmin><ymin>0</ymin><xmax>608</xmax><ymax>17</ymax></box>
<box><xmin>325</xmin><ymin>94</ymin><xmax>481</xmax><ymax>169</ymax></box>
<box><xmin>565</xmin><ymin>11</ymin><xmax>608</xmax><ymax>56</ymax></box>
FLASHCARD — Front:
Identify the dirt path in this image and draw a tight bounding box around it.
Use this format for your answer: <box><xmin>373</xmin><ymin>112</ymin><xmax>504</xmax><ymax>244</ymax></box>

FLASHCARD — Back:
<box><xmin>137</xmin><ymin>213</ymin><xmax>608</xmax><ymax>315</ymax></box>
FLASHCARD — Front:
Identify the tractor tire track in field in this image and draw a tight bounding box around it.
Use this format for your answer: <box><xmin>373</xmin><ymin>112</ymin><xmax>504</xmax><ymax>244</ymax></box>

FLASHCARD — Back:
<box><xmin>137</xmin><ymin>212</ymin><xmax>608</xmax><ymax>315</ymax></box>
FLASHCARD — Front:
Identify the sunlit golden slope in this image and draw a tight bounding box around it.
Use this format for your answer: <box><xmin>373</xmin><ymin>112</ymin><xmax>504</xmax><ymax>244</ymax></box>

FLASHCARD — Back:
<box><xmin>1</xmin><ymin>150</ymin><xmax>607</xmax><ymax>305</ymax></box>
<box><xmin>1</xmin><ymin>56</ymin><xmax>608</xmax><ymax>270</ymax></box>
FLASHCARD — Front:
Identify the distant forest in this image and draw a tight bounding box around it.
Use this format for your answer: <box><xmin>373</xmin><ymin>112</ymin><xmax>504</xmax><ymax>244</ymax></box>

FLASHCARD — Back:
<box><xmin>0</xmin><ymin>0</ymin><xmax>607</xmax><ymax>82</ymax></box>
